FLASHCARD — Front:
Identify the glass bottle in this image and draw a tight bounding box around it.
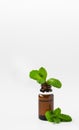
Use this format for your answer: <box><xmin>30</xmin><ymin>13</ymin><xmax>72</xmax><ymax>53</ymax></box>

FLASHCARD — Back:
<box><xmin>38</xmin><ymin>83</ymin><xmax>54</xmax><ymax>120</ymax></box>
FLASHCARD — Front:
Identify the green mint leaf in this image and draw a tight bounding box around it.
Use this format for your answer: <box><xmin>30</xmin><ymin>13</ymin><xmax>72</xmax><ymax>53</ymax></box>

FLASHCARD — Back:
<box><xmin>59</xmin><ymin>114</ymin><xmax>72</xmax><ymax>122</ymax></box>
<box><xmin>39</xmin><ymin>67</ymin><xmax>47</xmax><ymax>81</ymax></box>
<box><xmin>29</xmin><ymin>70</ymin><xmax>45</xmax><ymax>84</ymax></box>
<box><xmin>45</xmin><ymin>110</ymin><xmax>54</xmax><ymax>122</ymax></box>
<box><xmin>53</xmin><ymin>118</ymin><xmax>61</xmax><ymax>123</ymax></box>
<box><xmin>29</xmin><ymin>70</ymin><xmax>39</xmax><ymax>80</ymax></box>
<box><xmin>53</xmin><ymin>108</ymin><xmax>61</xmax><ymax>116</ymax></box>
<box><xmin>37</xmin><ymin>78</ymin><xmax>45</xmax><ymax>84</ymax></box>
<box><xmin>47</xmin><ymin>78</ymin><xmax>62</xmax><ymax>88</ymax></box>
<box><xmin>45</xmin><ymin>110</ymin><xmax>61</xmax><ymax>123</ymax></box>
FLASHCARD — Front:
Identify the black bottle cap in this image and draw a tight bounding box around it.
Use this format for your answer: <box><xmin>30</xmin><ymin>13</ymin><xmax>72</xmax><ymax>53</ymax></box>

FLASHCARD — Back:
<box><xmin>40</xmin><ymin>83</ymin><xmax>52</xmax><ymax>92</ymax></box>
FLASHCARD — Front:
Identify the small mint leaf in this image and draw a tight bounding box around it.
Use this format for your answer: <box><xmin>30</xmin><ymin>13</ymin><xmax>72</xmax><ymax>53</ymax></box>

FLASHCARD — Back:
<box><xmin>59</xmin><ymin>114</ymin><xmax>72</xmax><ymax>122</ymax></box>
<box><xmin>45</xmin><ymin>110</ymin><xmax>61</xmax><ymax>123</ymax></box>
<box><xmin>39</xmin><ymin>67</ymin><xmax>47</xmax><ymax>81</ymax></box>
<box><xmin>37</xmin><ymin>78</ymin><xmax>45</xmax><ymax>84</ymax></box>
<box><xmin>45</xmin><ymin>110</ymin><xmax>54</xmax><ymax>122</ymax></box>
<box><xmin>29</xmin><ymin>70</ymin><xmax>39</xmax><ymax>80</ymax></box>
<box><xmin>53</xmin><ymin>118</ymin><xmax>61</xmax><ymax>123</ymax></box>
<box><xmin>53</xmin><ymin>108</ymin><xmax>61</xmax><ymax>116</ymax></box>
<box><xmin>29</xmin><ymin>70</ymin><xmax>45</xmax><ymax>84</ymax></box>
<box><xmin>47</xmin><ymin>78</ymin><xmax>62</xmax><ymax>88</ymax></box>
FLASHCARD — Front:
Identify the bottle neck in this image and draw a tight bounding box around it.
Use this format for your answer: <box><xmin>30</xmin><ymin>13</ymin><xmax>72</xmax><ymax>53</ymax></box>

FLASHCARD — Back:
<box><xmin>40</xmin><ymin>83</ymin><xmax>52</xmax><ymax>93</ymax></box>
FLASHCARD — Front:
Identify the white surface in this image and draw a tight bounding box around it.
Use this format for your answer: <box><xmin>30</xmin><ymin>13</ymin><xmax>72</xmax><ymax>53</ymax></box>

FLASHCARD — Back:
<box><xmin>0</xmin><ymin>0</ymin><xmax>79</xmax><ymax>129</ymax></box>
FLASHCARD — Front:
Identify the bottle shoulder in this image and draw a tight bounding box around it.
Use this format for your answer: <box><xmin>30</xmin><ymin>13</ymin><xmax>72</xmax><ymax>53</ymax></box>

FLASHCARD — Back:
<box><xmin>38</xmin><ymin>92</ymin><xmax>54</xmax><ymax>100</ymax></box>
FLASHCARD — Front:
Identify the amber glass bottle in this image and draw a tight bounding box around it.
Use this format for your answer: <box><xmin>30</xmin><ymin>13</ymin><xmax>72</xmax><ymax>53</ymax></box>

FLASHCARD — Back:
<box><xmin>38</xmin><ymin>83</ymin><xmax>54</xmax><ymax>120</ymax></box>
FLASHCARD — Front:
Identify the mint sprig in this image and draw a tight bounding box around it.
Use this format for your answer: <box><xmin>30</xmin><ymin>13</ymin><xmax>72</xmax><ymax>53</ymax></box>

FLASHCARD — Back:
<box><xmin>29</xmin><ymin>67</ymin><xmax>62</xmax><ymax>88</ymax></box>
<box><xmin>45</xmin><ymin>108</ymin><xmax>72</xmax><ymax>123</ymax></box>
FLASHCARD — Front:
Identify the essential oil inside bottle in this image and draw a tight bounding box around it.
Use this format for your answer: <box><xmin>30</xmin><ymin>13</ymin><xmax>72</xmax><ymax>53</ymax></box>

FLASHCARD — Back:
<box><xmin>38</xmin><ymin>83</ymin><xmax>54</xmax><ymax>120</ymax></box>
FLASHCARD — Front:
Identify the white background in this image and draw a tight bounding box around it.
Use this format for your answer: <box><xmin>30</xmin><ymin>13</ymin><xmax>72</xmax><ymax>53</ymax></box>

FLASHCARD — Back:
<box><xmin>0</xmin><ymin>0</ymin><xmax>79</xmax><ymax>129</ymax></box>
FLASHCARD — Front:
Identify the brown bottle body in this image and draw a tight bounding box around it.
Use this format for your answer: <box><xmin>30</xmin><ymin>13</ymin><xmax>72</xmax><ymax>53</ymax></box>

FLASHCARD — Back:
<box><xmin>38</xmin><ymin>94</ymin><xmax>54</xmax><ymax>120</ymax></box>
